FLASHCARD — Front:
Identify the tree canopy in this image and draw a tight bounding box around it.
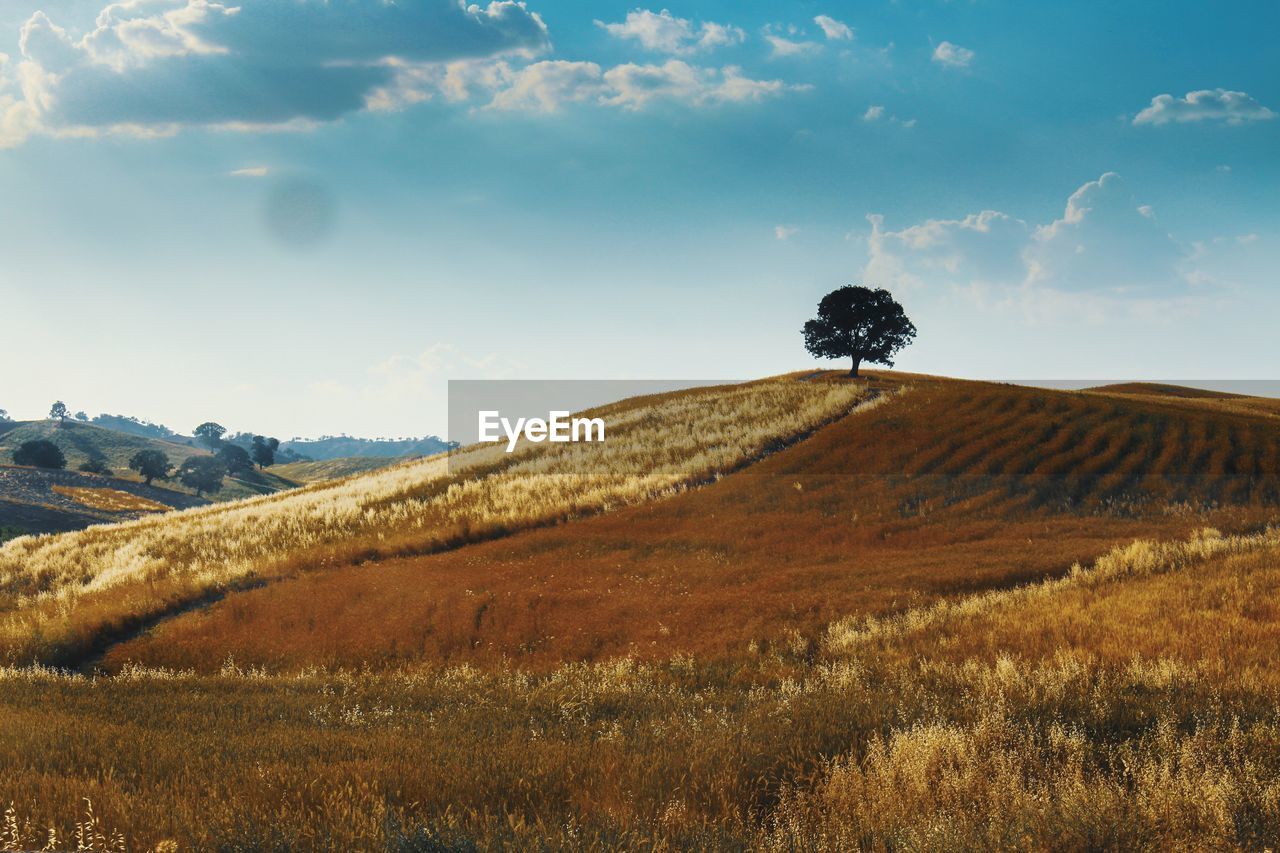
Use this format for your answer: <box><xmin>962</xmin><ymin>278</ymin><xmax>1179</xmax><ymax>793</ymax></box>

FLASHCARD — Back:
<box><xmin>194</xmin><ymin>422</ymin><xmax>227</xmax><ymax>449</ymax></box>
<box><xmin>129</xmin><ymin>450</ymin><xmax>173</xmax><ymax>486</ymax></box>
<box><xmin>178</xmin><ymin>456</ymin><xmax>226</xmax><ymax>497</ymax></box>
<box><xmin>49</xmin><ymin>401</ymin><xmax>68</xmax><ymax>423</ymax></box>
<box><xmin>13</xmin><ymin>440</ymin><xmax>66</xmax><ymax>469</ymax></box>
<box><xmin>251</xmin><ymin>435</ymin><xmax>279</xmax><ymax>469</ymax></box>
<box><xmin>216</xmin><ymin>443</ymin><xmax>254</xmax><ymax>475</ymax></box>
<box><xmin>802</xmin><ymin>285</ymin><xmax>917</xmax><ymax>377</ymax></box>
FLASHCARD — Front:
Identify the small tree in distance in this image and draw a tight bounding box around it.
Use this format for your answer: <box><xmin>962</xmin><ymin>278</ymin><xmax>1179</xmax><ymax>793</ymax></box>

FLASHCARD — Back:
<box><xmin>251</xmin><ymin>436</ymin><xmax>279</xmax><ymax>469</ymax></box>
<box><xmin>0</xmin><ymin>409</ymin><xmax>9</xmax><ymax>422</ymax></box>
<box><xmin>802</xmin><ymin>285</ymin><xmax>917</xmax><ymax>378</ymax></box>
<box><xmin>194</xmin><ymin>422</ymin><xmax>226</xmax><ymax>449</ymax></box>
<box><xmin>179</xmin><ymin>456</ymin><xmax>225</xmax><ymax>497</ymax></box>
<box><xmin>13</xmin><ymin>440</ymin><xmax>66</xmax><ymax>469</ymax></box>
<box><xmin>49</xmin><ymin>401</ymin><xmax>68</xmax><ymax>424</ymax></box>
<box><xmin>216</xmin><ymin>443</ymin><xmax>254</xmax><ymax>475</ymax></box>
<box><xmin>129</xmin><ymin>450</ymin><xmax>173</xmax><ymax>486</ymax></box>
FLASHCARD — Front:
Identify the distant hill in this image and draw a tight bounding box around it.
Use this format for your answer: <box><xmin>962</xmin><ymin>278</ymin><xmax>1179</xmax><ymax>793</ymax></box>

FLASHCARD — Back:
<box><xmin>89</xmin><ymin>414</ymin><xmax>182</xmax><ymax>440</ymax></box>
<box><xmin>279</xmin><ymin>435</ymin><xmax>454</xmax><ymax>460</ymax></box>
<box><xmin>0</xmin><ymin>420</ymin><xmax>299</xmax><ymax>503</ymax></box>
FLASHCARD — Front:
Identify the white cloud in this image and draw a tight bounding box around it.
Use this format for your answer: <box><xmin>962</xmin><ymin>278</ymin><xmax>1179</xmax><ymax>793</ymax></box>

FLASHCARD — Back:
<box><xmin>1133</xmin><ymin>89</ymin><xmax>1276</xmax><ymax>126</ymax></box>
<box><xmin>932</xmin><ymin>40</ymin><xmax>974</xmax><ymax>69</ymax></box>
<box><xmin>1137</xmin><ymin>204</ymin><xmax>1154</xmax><ymax>218</ymax></box>
<box><xmin>765</xmin><ymin>34</ymin><xmax>821</xmax><ymax>58</ymax></box>
<box><xmin>863</xmin><ymin>173</ymin><xmax>1215</xmax><ymax>317</ymax></box>
<box><xmin>863</xmin><ymin>104</ymin><xmax>914</xmax><ymax>126</ymax></box>
<box><xmin>1</xmin><ymin>0</ymin><xmax>550</xmax><ymax>145</ymax></box>
<box><xmin>486</xmin><ymin>59</ymin><xmax>800</xmax><ymax>112</ymax></box>
<box><xmin>228</xmin><ymin>166</ymin><xmax>268</xmax><ymax>177</ymax></box>
<box><xmin>595</xmin><ymin>9</ymin><xmax>744</xmax><ymax>54</ymax></box>
<box><xmin>813</xmin><ymin>15</ymin><xmax>853</xmax><ymax>41</ymax></box>
<box><xmin>774</xmin><ymin>225</ymin><xmax>798</xmax><ymax>240</ymax></box>
<box><xmin>487</xmin><ymin>60</ymin><xmax>603</xmax><ymax>112</ymax></box>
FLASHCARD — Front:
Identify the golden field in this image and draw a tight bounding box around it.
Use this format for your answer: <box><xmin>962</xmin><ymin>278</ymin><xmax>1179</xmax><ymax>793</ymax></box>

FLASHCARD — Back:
<box><xmin>0</xmin><ymin>373</ymin><xmax>1279</xmax><ymax>849</ymax></box>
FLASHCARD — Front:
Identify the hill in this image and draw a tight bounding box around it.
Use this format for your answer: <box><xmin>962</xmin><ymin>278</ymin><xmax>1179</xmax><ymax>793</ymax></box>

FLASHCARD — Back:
<box><xmin>0</xmin><ymin>376</ymin><xmax>867</xmax><ymax>666</ymax></box>
<box><xmin>280</xmin><ymin>435</ymin><xmax>454</xmax><ymax>460</ymax></box>
<box><xmin>0</xmin><ymin>465</ymin><xmax>208</xmax><ymax>538</ymax></box>
<box><xmin>110</xmin><ymin>373</ymin><xmax>1280</xmax><ymax>670</ymax></box>
<box><xmin>3</xmin><ymin>374</ymin><xmax>1280</xmax><ymax>848</ymax></box>
<box><xmin>270</xmin><ymin>455</ymin><xmax>405</xmax><ymax>483</ymax></box>
<box><xmin>0</xmin><ymin>419</ymin><xmax>300</xmax><ymax>507</ymax></box>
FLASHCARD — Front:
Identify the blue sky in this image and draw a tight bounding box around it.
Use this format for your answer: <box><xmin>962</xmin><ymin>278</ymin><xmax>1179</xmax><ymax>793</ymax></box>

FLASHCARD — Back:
<box><xmin>1</xmin><ymin>0</ymin><xmax>1276</xmax><ymax>438</ymax></box>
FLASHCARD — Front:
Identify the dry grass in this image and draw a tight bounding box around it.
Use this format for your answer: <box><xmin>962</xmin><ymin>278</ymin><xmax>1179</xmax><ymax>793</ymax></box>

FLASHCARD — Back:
<box><xmin>50</xmin><ymin>486</ymin><xmax>172</xmax><ymax>514</ymax></box>
<box><xmin>0</xmin><ymin>377</ymin><xmax>867</xmax><ymax>665</ymax></box>
<box><xmin>1</xmin><ymin>529</ymin><xmax>1279</xmax><ymax>849</ymax></box>
<box><xmin>107</xmin><ymin>375</ymin><xmax>1280</xmax><ymax>672</ymax></box>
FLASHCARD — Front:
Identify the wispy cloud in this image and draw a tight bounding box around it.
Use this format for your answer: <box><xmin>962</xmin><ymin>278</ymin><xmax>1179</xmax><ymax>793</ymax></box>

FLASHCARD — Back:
<box><xmin>932</xmin><ymin>40</ymin><xmax>974</xmax><ymax>69</ymax></box>
<box><xmin>863</xmin><ymin>104</ymin><xmax>916</xmax><ymax>127</ymax></box>
<box><xmin>765</xmin><ymin>34</ymin><xmax>821</xmax><ymax>58</ymax></box>
<box><xmin>774</xmin><ymin>225</ymin><xmax>799</xmax><ymax>240</ymax></box>
<box><xmin>1133</xmin><ymin>89</ymin><xmax>1276</xmax><ymax>126</ymax></box>
<box><xmin>813</xmin><ymin>15</ymin><xmax>853</xmax><ymax>41</ymax></box>
<box><xmin>228</xmin><ymin>166</ymin><xmax>269</xmax><ymax>178</ymax></box>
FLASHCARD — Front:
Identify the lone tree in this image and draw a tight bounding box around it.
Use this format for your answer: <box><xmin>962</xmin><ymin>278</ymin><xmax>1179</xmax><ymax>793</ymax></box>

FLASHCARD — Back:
<box><xmin>0</xmin><ymin>409</ymin><xmax>9</xmax><ymax>422</ymax></box>
<box><xmin>802</xmin><ymin>285</ymin><xmax>916</xmax><ymax>378</ymax></box>
<box><xmin>13</xmin><ymin>440</ymin><xmax>66</xmax><ymax>469</ymax></box>
<box><xmin>129</xmin><ymin>450</ymin><xmax>172</xmax><ymax>486</ymax></box>
<box><xmin>49</xmin><ymin>401</ymin><xmax>68</xmax><ymax>424</ymax></box>
<box><xmin>251</xmin><ymin>435</ymin><xmax>279</xmax><ymax>469</ymax></box>
<box><xmin>193</xmin><ymin>422</ymin><xmax>226</xmax><ymax>449</ymax></box>
<box><xmin>178</xmin><ymin>456</ymin><xmax>226</xmax><ymax>497</ymax></box>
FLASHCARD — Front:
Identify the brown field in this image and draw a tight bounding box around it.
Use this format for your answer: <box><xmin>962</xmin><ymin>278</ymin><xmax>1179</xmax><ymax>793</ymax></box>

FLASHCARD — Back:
<box><xmin>1</xmin><ymin>373</ymin><xmax>1279</xmax><ymax>850</ymax></box>
<box><xmin>51</xmin><ymin>486</ymin><xmax>173</xmax><ymax>514</ymax></box>
<box><xmin>112</xmin><ymin>374</ymin><xmax>1280</xmax><ymax>671</ymax></box>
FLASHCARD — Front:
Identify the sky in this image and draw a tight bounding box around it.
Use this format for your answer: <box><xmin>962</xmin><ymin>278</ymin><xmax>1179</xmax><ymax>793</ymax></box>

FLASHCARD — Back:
<box><xmin>0</xmin><ymin>0</ymin><xmax>1277</xmax><ymax>439</ymax></box>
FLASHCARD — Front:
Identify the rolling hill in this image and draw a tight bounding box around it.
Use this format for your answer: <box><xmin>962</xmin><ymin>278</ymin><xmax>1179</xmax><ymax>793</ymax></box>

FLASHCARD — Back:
<box><xmin>0</xmin><ymin>419</ymin><xmax>300</xmax><ymax>502</ymax></box>
<box><xmin>107</xmin><ymin>373</ymin><xmax>1280</xmax><ymax>670</ymax></box>
<box><xmin>2</xmin><ymin>372</ymin><xmax>1280</xmax><ymax>848</ymax></box>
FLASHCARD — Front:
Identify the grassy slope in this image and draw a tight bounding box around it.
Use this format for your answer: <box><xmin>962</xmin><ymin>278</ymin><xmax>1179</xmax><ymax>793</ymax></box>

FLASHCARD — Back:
<box><xmin>0</xmin><ymin>419</ymin><xmax>299</xmax><ymax>503</ymax></box>
<box><xmin>271</xmin><ymin>455</ymin><xmax>403</xmax><ymax>483</ymax></box>
<box><xmin>112</xmin><ymin>373</ymin><xmax>1280</xmax><ymax>671</ymax></box>
<box><xmin>0</xmin><ymin>377</ymin><xmax>867</xmax><ymax>667</ymax></box>
<box><xmin>2</xmin><ymin>531</ymin><xmax>1279</xmax><ymax>849</ymax></box>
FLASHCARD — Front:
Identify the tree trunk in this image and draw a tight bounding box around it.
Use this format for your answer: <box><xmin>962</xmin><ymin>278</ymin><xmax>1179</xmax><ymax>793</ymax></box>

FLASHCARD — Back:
<box><xmin>849</xmin><ymin>357</ymin><xmax>861</xmax><ymax>378</ymax></box>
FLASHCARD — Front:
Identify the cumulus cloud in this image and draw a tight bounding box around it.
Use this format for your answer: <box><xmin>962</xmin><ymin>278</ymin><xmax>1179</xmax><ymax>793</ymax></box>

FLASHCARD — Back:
<box><xmin>774</xmin><ymin>225</ymin><xmax>798</xmax><ymax>240</ymax></box>
<box><xmin>1133</xmin><ymin>89</ymin><xmax>1276</xmax><ymax>126</ymax></box>
<box><xmin>932</xmin><ymin>40</ymin><xmax>974</xmax><ymax>68</ymax></box>
<box><xmin>813</xmin><ymin>15</ymin><xmax>853</xmax><ymax>41</ymax></box>
<box><xmin>863</xmin><ymin>173</ymin><xmax>1206</xmax><ymax>314</ymax></box>
<box><xmin>595</xmin><ymin>9</ymin><xmax>744</xmax><ymax>54</ymax></box>
<box><xmin>485</xmin><ymin>59</ymin><xmax>800</xmax><ymax>112</ymax></box>
<box><xmin>1</xmin><ymin>0</ymin><xmax>549</xmax><ymax>145</ymax></box>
